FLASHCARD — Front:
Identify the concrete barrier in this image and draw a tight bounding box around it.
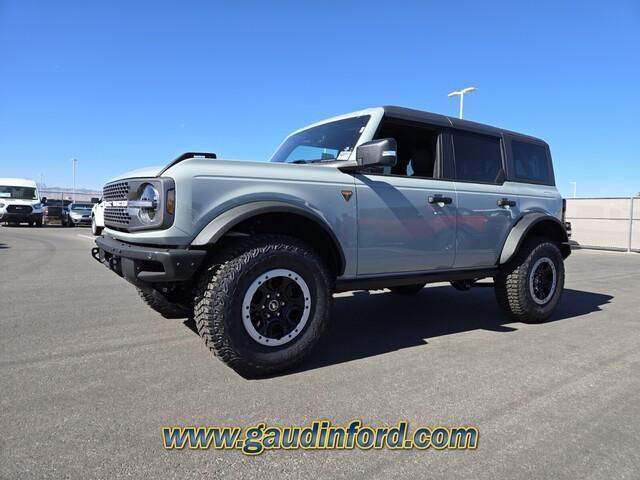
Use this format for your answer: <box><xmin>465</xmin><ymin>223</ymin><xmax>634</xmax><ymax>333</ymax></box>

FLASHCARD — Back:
<box><xmin>565</xmin><ymin>197</ymin><xmax>639</xmax><ymax>252</ymax></box>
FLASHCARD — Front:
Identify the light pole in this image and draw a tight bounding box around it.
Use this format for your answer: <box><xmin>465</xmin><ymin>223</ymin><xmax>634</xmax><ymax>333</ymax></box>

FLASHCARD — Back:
<box><xmin>448</xmin><ymin>87</ymin><xmax>477</xmax><ymax>119</ymax></box>
<box><xmin>72</xmin><ymin>158</ymin><xmax>78</xmax><ymax>202</ymax></box>
<box><xmin>569</xmin><ymin>181</ymin><xmax>577</xmax><ymax>198</ymax></box>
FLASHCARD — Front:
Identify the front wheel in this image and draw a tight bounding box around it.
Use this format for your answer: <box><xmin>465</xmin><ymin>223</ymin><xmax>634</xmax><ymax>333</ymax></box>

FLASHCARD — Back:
<box><xmin>91</xmin><ymin>216</ymin><xmax>103</xmax><ymax>236</ymax></box>
<box><xmin>194</xmin><ymin>234</ymin><xmax>333</xmax><ymax>378</ymax></box>
<box><xmin>494</xmin><ymin>238</ymin><xmax>565</xmax><ymax>323</ymax></box>
<box><xmin>136</xmin><ymin>288</ymin><xmax>191</xmax><ymax>319</ymax></box>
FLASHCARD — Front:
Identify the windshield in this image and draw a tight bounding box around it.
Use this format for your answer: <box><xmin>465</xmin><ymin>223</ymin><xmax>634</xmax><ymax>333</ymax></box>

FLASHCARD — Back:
<box><xmin>0</xmin><ymin>185</ymin><xmax>38</xmax><ymax>200</ymax></box>
<box><xmin>270</xmin><ymin>115</ymin><xmax>370</xmax><ymax>164</ymax></box>
<box><xmin>71</xmin><ymin>203</ymin><xmax>93</xmax><ymax>210</ymax></box>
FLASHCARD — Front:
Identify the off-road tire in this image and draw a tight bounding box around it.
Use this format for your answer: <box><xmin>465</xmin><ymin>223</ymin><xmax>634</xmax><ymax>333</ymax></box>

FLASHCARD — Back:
<box><xmin>194</xmin><ymin>234</ymin><xmax>333</xmax><ymax>378</ymax></box>
<box><xmin>494</xmin><ymin>237</ymin><xmax>565</xmax><ymax>323</ymax></box>
<box><xmin>389</xmin><ymin>283</ymin><xmax>426</xmax><ymax>294</ymax></box>
<box><xmin>136</xmin><ymin>288</ymin><xmax>191</xmax><ymax>319</ymax></box>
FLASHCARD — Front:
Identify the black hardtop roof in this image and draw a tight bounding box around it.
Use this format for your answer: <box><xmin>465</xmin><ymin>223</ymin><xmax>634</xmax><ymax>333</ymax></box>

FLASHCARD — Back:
<box><xmin>381</xmin><ymin>105</ymin><xmax>547</xmax><ymax>145</ymax></box>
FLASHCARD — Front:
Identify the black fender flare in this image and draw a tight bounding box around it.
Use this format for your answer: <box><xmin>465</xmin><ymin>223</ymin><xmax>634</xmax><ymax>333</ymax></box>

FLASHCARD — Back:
<box><xmin>190</xmin><ymin>201</ymin><xmax>346</xmax><ymax>275</ymax></box>
<box><xmin>499</xmin><ymin>213</ymin><xmax>569</xmax><ymax>264</ymax></box>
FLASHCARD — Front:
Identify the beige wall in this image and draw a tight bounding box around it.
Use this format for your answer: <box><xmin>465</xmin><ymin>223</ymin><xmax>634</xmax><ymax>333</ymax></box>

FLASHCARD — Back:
<box><xmin>565</xmin><ymin>197</ymin><xmax>638</xmax><ymax>252</ymax></box>
<box><xmin>632</xmin><ymin>198</ymin><xmax>640</xmax><ymax>251</ymax></box>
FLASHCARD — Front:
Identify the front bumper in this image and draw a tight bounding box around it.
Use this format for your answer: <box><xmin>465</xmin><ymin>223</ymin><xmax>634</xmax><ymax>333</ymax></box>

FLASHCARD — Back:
<box><xmin>70</xmin><ymin>216</ymin><xmax>91</xmax><ymax>225</ymax></box>
<box><xmin>92</xmin><ymin>235</ymin><xmax>207</xmax><ymax>286</ymax></box>
<box><xmin>1</xmin><ymin>212</ymin><xmax>42</xmax><ymax>223</ymax></box>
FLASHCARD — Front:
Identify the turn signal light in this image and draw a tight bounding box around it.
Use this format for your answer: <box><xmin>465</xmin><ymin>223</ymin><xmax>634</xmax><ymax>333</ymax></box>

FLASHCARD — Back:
<box><xmin>166</xmin><ymin>189</ymin><xmax>175</xmax><ymax>215</ymax></box>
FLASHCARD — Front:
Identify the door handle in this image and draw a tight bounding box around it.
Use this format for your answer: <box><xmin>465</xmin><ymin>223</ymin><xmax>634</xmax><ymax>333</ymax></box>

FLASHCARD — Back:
<box><xmin>497</xmin><ymin>198</ymin><xmax>516</xmax><ymax>207</ymax></box>
<box><xmin>428</xmin><ymin>195</ymin><xmax>453</xmax><ymax>205</ymax></box>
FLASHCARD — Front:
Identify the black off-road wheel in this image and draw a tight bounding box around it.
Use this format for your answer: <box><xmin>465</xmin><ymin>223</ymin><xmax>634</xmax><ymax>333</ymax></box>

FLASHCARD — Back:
<box><xmin>194</xmin><ymin>234</ymin><xmax>333</xmax><ymax>378</ymax></box>
<box><xmin>389</xmin><ymin>283</ymin><xmax>426</xmax><ymax>294</ymax></box>
<box><xmin>136</xmin><ymin>288</ymin><xmax>191</xmax><ymax>319</ymax></box>
<box><xmin>494</xmin><ymin>237</ymin><xmax>565</xmax><ymax>323</ymax></box>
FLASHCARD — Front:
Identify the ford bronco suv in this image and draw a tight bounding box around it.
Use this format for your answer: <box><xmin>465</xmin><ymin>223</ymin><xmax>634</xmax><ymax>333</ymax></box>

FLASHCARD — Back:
<box><xmin>92</xmin><ymin>106</ymin><xmax>570</xmax><ymax>377</ymax></box>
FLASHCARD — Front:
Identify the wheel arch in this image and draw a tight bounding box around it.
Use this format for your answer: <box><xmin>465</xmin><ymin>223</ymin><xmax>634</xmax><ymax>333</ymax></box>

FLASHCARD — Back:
<box><xmin>499</xmin><ymin>213</ymin><xmax>570</xmax><ymax>265</ymax></box>
<box><xmin>191</xmin><ymin>201</ymin><xmax>346</xmax><ymax>277</ymax></box>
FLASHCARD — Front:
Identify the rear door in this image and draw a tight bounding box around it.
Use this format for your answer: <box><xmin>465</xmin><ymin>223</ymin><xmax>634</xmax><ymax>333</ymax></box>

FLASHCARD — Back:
<box><xmin>451</xmin><ymin>130</ymin><xmax>519</xmax><ymax>268</ymax></box>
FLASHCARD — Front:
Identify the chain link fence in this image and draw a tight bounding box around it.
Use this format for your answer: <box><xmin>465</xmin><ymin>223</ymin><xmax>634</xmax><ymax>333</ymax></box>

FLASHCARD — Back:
<box><xmin>39</xmin><ymin>188</ymin><xmax>102</xmax><ymax>203</ymax></box>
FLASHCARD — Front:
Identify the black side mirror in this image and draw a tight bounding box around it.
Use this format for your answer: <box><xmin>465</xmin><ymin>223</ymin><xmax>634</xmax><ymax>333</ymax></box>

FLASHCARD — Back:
<box><xmin>355</xmin><ymin>138</ymin><xmax>397</xmax><ymax>169</ymax></box>
<box><xmin>41</xmin><ymin>197</ymin><xmax>47</xmax><ymax>204</ymax></box>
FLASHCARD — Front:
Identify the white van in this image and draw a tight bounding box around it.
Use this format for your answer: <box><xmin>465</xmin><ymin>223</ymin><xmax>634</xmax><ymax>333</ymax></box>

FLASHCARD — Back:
<box><xmin>0</xmin><ymin>178</ymin><xmax>44</xmax><ymax>227</ymax></box>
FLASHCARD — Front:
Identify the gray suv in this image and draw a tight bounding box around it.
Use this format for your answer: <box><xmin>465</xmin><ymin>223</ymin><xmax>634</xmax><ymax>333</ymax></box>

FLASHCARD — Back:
<box><xmin>92</xmin><ymin>106</ymin><xmax>570</xmax><ymax>377</ymax></box>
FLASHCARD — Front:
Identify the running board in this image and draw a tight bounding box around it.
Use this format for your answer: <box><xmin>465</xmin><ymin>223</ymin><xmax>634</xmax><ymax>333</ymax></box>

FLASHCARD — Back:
<box><xmin>334</xmin><ymin>268</ymin><xmax>499</xmax><ymax>293</ymax></box>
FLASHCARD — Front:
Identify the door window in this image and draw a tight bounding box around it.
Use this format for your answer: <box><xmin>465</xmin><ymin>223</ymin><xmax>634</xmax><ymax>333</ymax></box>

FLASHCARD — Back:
<box><xmin>452</xmin><ymin>132</ymin><xmax>504</xmax><ymax>184</ymax></box>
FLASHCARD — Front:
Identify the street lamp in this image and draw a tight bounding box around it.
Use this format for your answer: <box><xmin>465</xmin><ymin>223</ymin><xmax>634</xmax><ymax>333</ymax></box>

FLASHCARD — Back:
<box><xmin>72</xmin><ymin>158</ymin><xmax>78</xmax><ymax>202</ymax></box>
<box><xmin>448</xmin><ymin>87</ymin><xmax>477</xmax><ymax>119</ymax></box>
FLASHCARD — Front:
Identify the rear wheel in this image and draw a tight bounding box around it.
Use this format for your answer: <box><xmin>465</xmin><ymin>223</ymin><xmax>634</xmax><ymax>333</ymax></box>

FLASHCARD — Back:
<box><xmin>389</xmin><ymin>283</ymin><xmax>425</xmax><ymax>294</ymax></box>
<box><xmin>136</xmin><ymin>288</ymin><xmax>191</xmax><ymax>319</ymax></box>
<box><xmin>494</xmin><ymin>237</ymin><xmax>565</xmax><ymax>323</ymax></box>
<box><xmin>194</xmin><ymin>234</ymin><xmax>333</xmax><ymax>378</ymax></box>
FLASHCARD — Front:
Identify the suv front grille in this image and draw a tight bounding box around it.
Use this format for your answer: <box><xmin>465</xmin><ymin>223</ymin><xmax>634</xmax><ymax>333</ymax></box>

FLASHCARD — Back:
<box><xmin>7</xmin><ymin>205</ymin><xmax>33</xmax><ymax>214</ymax></box>
<box><xmin>103</xmin><ymin>181</ymin><xmax>129</xmax><ymax>201</ymax></box>
<box><xmin>104</xmin><ymin>207</ymin><xmax>131</xmax><ymax>225</ymax></box>
<box><xmin>103</xmin><ymin>181</ymin><xmax>131</xmax><ymax>227</ymax></box>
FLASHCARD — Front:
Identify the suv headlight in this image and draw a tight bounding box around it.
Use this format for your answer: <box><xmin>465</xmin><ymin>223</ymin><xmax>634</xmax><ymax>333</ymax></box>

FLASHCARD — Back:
<box><xmin>137</xmin><ymin>183</ymin><xmax>160</xmax><ymax>224</ymax></box>
<box><xmin>104</xmin><ymin>177</ymin><xmax>174</xmax><ymax>232</ymax></box>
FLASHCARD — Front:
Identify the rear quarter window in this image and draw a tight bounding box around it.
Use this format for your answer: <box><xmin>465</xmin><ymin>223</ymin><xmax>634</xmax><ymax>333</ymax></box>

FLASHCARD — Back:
<box><xmin>509</xmin><ymin>139</ymin><xmax>554</xmax><ymax>185</ymax></box>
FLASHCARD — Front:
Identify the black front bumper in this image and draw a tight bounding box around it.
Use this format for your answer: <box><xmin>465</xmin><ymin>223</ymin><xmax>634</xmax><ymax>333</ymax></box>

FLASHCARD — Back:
<box><xmin>1</xmin><ymin>212</ymin><xmax>42</xmax><ymax>223</ymax></box>
<box><xmin>92</xmin><ymin>235</ymin><xmax>207</xmax><ymax>286</ymax></box>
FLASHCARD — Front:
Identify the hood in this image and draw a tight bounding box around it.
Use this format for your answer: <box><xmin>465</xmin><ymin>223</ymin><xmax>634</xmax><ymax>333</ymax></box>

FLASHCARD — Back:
<box><xmin>1</xmin><ymin>198</ymin><xmax>40</xmax><ymax>206</ymax></box>
<box><xmin>107</xmin><ymin>155</ymin><xmax>342</xmax><ymax>185</ymax></box>
<box><xmin>108</xmin><ymin>165</ymin><xmax>164</xmax><ymax>183</ymax></box>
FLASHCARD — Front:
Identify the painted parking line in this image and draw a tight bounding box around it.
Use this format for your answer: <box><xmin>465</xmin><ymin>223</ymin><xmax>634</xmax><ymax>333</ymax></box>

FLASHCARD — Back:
<box><xmin>77</xmin><ymin>234</ymin><xmax>96</xmax><ymax>240</ymax></box>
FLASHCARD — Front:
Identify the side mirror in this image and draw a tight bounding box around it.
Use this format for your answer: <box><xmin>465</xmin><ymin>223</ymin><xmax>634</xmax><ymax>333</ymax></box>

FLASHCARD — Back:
<box><xmin>41</xmin><ymin>197</ymin><xmax>47</xmax><ymax>204</ymax></box>
<box><xmin>355</xmin><ymin>138</ymin><xmax>397</xmax><ymax>169</ymax></box>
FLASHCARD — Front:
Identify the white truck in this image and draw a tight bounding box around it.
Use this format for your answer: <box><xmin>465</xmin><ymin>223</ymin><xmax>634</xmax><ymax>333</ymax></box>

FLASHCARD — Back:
<box><xmin>91</xmin><ymin>201</ymin><xmax>105</xmax><ymax>235</ymax></box>
<box><xmin>0</xmin><ymin>178</ymin><xmax>44</xmax><ymax>227</ymax></box>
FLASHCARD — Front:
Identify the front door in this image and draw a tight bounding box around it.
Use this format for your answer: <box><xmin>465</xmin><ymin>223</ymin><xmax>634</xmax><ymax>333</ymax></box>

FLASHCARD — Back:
<box><xmin>355</xmin><ymin>174</ymin><xmax>457</xmax><ymax>275</ymax></box>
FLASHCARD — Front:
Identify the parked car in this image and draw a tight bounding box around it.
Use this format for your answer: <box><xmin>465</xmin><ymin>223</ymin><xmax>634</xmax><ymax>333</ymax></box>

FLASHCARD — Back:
<box><xmin>43</xmin><ymin>199</ymin><xmax>71</xmax><ymax>224</ymax></box>
<box><xmin>0</xmin><ymin>178</ymin><xmax>43</xmax><ymax>226</ymax></box>
<box><xmin>92</xmin><ymin>106</ymin><xmax>571</xmax><ymax>377</ymax></box>
<box><xmin>91</xmin><ymin>200</ymin><xmax>104</xmax><ymax>235</ymax></box>
<box><xmin>62</xmin><ymin>202</ymin><xmax>94</xmax><ymax>227</ymax></box>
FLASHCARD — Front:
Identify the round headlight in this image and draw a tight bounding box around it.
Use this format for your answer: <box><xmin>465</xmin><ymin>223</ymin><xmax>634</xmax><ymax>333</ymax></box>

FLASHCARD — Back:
<box><xmin>138</xmin><ymin>183</ymin><xmax>159</xmax><ymax>223</ymax></box>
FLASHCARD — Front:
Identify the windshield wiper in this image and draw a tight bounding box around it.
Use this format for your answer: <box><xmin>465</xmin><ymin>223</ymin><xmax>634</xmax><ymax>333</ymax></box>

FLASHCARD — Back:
<box><xmin>290</xmin><ymin>159</ymin><xmax>336</xmax><ymax>165</ymax></box>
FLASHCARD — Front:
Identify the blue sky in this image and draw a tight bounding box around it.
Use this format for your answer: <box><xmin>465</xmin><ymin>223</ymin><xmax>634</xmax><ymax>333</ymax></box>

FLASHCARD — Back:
<box><xmin>0</xmin><ymin>0</ymin><xmax>638</xmax><ymax>197</ymax></box>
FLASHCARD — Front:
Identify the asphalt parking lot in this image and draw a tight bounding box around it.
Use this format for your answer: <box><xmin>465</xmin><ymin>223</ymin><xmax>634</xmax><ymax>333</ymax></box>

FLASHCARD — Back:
<box><xmin>1</xmin><ymin>226</ymin><xmax>639</xmax><ymax>479</ymax></box>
